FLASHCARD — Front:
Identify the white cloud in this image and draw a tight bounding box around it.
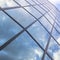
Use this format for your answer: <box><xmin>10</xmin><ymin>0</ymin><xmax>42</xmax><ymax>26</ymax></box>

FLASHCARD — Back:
<box><xmin>53</xmin><ymin>50</ymin><xmax>60</xmax><ymax>60</ymax></box>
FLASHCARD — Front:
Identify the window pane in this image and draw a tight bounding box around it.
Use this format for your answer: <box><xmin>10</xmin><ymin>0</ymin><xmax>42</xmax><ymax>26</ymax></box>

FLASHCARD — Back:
<box><xmin>44</xmin><ymin>55</ymin><xmax>51</xmax><ymax>60</ymax></box>
<box><xmin>15</xmin><ymin>0</ymin><xmax>29</xmax><ymax>6</ymax></box>
<box><xmin>39</xmin><ymin>17</ymin><xmax>52</xmax><ymax>32</ymax></box>
<box><xmin>47</xmin><ymin>38</ymin><xmax>60</xmax><ymax>60</ymax></box>
<box><xmin>55</xmin><ymin>20</ymin><xmax>60</xmax><ymax>26</ymax></box>
<box><xmin>54</xmin><ymin>23</ymin><xmax>60</xmax><ymax>33</ymax></box>
<box><xmin>0</xmin><ymin>0</ymin><xmax>18</xmax><ymax>8</ymax></box>
<box><xmin>40</xmin><ymin>5</ymin><xmax>49</xmax><ymax>12</ymax></box>
<box><xmin>52</xmin><ymin>28</ymin><xmax>60</xmax><ymax>44</ymax></box>
<box><xmin>25</xmin><ymin>6</ymin><xmax>42</xmax><ymax>18</ymax></box>
<box><xmin>32</xmin><ymin>0</ymin><xmax>39</xmax><ymax>4</ymax></box>
<box><xmin>0</xmin><ymin>32</ymin><xmax>43</xmax><ymax>60</ymax></box>
<box><xmin>6</xmin><ymin>8</ymin><xmax>35</xmax><ymax>27</ymax></box>
<box><xmin>34</xmin><ymin>5</ymin><xmax>46</xmax><ymax>14</ymax></box>
<box><xmin>48</xmin><ymin>12</ymin><xmax>55</xmax><ymax>20</ymax></box>
<box><xmin>45</xmin><ymin>13</ymin><xmax>54</xmax><ymax>24</ymax></box>
<box><xmin>27</xmin><ymin>21</ymin><xmax>50</xmax><ymax>49</ymax></box>
<box><xmin>26</xmin><ymin>0</ymin><xmax>35</xmax><ymax>5</ymax></box>
<box><xmin>0</xmin><ymin>11</ymin><xmax>22</xmax><ymax>46</ymax></box>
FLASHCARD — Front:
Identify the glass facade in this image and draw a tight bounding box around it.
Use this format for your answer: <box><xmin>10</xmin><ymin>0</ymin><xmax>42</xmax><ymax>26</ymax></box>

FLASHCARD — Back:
<box><xmin>0</xmin><ymin>0</ymin><xmax>60</xmax><ymax>60</ymax></box>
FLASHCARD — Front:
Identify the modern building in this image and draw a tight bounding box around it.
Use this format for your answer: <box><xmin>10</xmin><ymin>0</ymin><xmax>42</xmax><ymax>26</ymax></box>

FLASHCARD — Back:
<box><xmin>0</xmin><ymin>0</ymin><xmax>60</xmax><ymax>60</ymax></box>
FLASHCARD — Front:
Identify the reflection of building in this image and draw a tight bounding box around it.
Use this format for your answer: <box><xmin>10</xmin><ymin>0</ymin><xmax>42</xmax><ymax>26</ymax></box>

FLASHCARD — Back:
<box><xmin>0</xmin><ymin>0</ymin><xmax>60</xmax><ymax>60</ymax></box>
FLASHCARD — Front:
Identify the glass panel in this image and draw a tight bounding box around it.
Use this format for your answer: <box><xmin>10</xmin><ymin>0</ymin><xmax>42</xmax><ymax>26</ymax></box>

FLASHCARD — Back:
<box><xmin>47</xmin><ymin>38</ymin><xmax>60</xmax><ymax>60</ymax></box>
<box><xmin>45</xmin><ymin>13</ymin><xmax>54</xmax><ymax>24</ymax></box>
<box><xmin>32</xmin><ymin>0</ymin><xmax>39</xmax><ymax>4</ymax></box>
<box><xmin>0</xmin><ymin>0</ymin><xmax>18</xmax><ymax>8</ymax></box>
<box><xmin>43</xmin><ymin>3</ymin><xmax>51</xmax><ymax>10</ymax></box>
<box><xmin>25</xmin><ymin>6</ymin><xmax>42</xmax><ymax>18</ymax></box>
<box><xmin>48</xmin><ymin>12</ymin><xmax>55</xmax><ymax>20</ymax></box>
<box><xmin>6</xmin><ymin>8</ymin><xmax>35</xmax><ymax>27</ymax></box>
<box><xmin>43</xmin><ymin>3</ymin><xmax>53</xmax><ymax>11</ymax></box>
<box><xmin>0</xmin><ymin>32</ymin><xmax>43</xmax><ymax>60</ymax></box>
<box><xmin>0</xmin><ymin>11</ymin><xmax>22</xmax><ymax>46</ymax></box>
<box><xmin>50</xmin><ymin>10</ymin><xmax>56</xmax><ymax>18</ymax></box>
<box><xmin>40</xmin><ymin>5</ymin><xmax>49</xmax><ymax>12</ymax></box>
<box><xmin>55</xmin><ymin>20</ymin><xmax>60</xmax><ymax>26</ymax></box>
<box><xmin>26</xmin><ymin>0</ymin><xmax>35</xmax><ymax>5</ymax></box>
<box><xmin>34</xmin><ymin>5</ymin><xmax>46</xmax><ymax>14</ymax></box>
<box><xmin>37</xmin><ymin>0</ymin><xmax>46</xmax><ymax>4</ymax></box>
<box><xmin>39</xmin><ymin>17</ymin><xmax>52</xmax><ymax>32</ymax></box>
<box><xmin>52</xmin><ymin>28</ymin><xmax>60</xmax><ymax>44</ymax></box>
<box><xmin>54</xmin><ymin>23</ymin><xmax>60</xmax><ymax>32</ymax></box>
<box><xmin>56</xmin><ymin>10</ymin><xmax>60</xmax><ymax>21</ymax></box>
<box><xmin>15</xmin><ymin>0</ymin><xmax>29</xmax><ymax>6</ymax></box>
<box><xmin>30</xmin><ymin>0</ymin><xmax>49</xmax><ymax>12</ymax></box>
<box><xmin>42</xmin><ymin>5</ymin><xmax>49</xmax><ymax>11</ymax></box>
<box><xmin>27</xmin><ymin>21</ymin><xmax>50</xmax><ymax>49</ymax></box>
<box><xmin>44</xmin><ymin>55</ymin><xmax>51</xmax><ymax>60</ymax></box>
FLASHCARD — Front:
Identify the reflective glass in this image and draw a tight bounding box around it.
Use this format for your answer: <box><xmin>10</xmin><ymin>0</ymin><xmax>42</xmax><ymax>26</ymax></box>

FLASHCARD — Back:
<box><xmin>15</xmin><ymin>0</ymin><xmax>29</xmax><ymax>6</ymax></box>
<box><xmin>0</xmin><ymin>11</ymin><xmax>22</xmax><ymax>46</ymax></box>
<box><xmin>40</xmin><ymin>5</ymin><xmax>49</xmax><ymax>12</ymax></box>
<box><xmin>47</xmin><ymin>38</ymin><xmax>60</xmax><ymax>60</ymax></box>
<box><xmin>48</xmin><ymin>12</ymin><xmax>55</xmax><ymax>20</ymax></box>
<box><xmin>50</xmin><ymin>10</ymin><xmax>56</xmax><ymax>18</ymax></box>
<box><xmin>54</xmin><ymin>23</ymin><xmax>60</xmax><ymax>33</ymax></box>
<box><xmin>28</xmin><ymin>21</ymin><xmax>50</xmax><ymax>49</ymax></box>
<box><xmin>55</xmin><ymin>20</ymin><xmax>60</xmax><ymax>26</ymax></box>
<box><xmin>39</xmin><ymin>17</ymin><xmax>52</xmax><ymax>32</ymax></box>
<box><xmin>32</xmin><ymin>0</ymin><xmax>39</xmax><ymax>4</ymax></box>
<box><xmin>25</xmin><ymin>6</ymin><xmax>42</xmax><ymax>18</ymax></box>
<box><xmin>0</xmin><ymin>0</ymin><xmax>60</xmax><ymax>60</ymax></box>
<box><xmin>0</xmin><ymin>32</ymin><xmax>43</xmax><ymax>60</ymax></box>
<box><xmin>52</xmin><ymin>28</ymin><xmax>60</xmax><ymax>44</ymax></box>
<box><xmin>42</xmin><ymin>4</ymin><xmax>50</xmax><ymax>11</ymax></box>
<box><xmin>44</xmin><ymin>55</ymin><xmax>51</xmax><ymax>60</ymax></box>
<box><xmin>26</xmin><ymin>0</ymin><xmax>35</xmax><ymax>5</ymax></box>
<box><xmin>0</xmin><ymin>0</ymin><xmax>18</xmax><ymax>8</ymax></box>
<box><xmin>34</xmin><ymin>5</ymin><xmax>46</xmax><ymax>14</ymax></box>
<box><xmin>45</xmin><ymin>13</ymin><xmax>54</xmax><ymax>24</ymax></box>
<box><xmin>6</xmin><ymin>8</ymin><xmax>35</xmax><ymax>27</ymax></box>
